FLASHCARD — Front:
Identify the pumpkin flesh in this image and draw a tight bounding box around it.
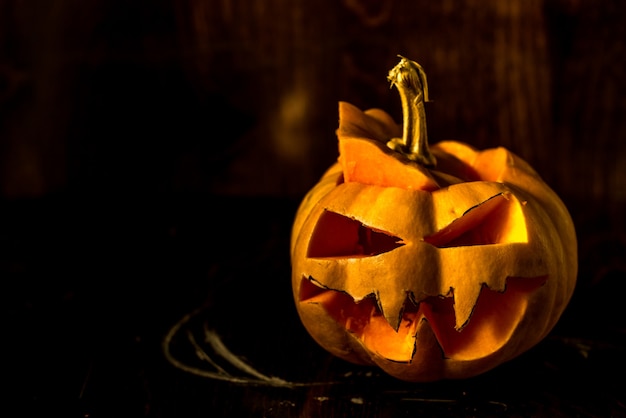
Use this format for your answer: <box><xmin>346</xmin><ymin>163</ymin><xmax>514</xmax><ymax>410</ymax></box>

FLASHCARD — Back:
<box><xmin>299</xmin><ymin>275</ymin><xmax>546</xmax><ymax>362</ymax></box>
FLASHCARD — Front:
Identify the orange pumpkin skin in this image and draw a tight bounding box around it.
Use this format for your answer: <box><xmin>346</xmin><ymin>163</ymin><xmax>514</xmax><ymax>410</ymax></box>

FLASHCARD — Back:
<box><xmin>290</xmin><ymin>102</ymin><xmax>577</xmax><ymax>382</ymax></box>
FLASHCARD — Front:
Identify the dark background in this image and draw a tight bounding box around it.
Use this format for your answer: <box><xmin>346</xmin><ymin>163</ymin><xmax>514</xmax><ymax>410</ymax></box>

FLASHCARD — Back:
<box><xmin>1</xmin><ymin>0</ymin><xmax>625</xmax><ymax>416</ymax></box>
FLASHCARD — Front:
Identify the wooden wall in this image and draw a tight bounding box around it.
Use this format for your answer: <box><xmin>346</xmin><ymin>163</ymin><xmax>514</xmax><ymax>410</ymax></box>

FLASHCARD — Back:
<box><xmin>1</xmin><ymin>0</ymin><xmax>624</xmax><ymax>197</ymax></box>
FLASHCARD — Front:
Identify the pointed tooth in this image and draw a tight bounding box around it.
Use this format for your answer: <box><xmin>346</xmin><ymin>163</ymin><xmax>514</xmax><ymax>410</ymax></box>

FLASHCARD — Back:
<box><xmin>438</xmin><ymin>247</ymin><xmax>510</xmax><ymax>331</ymax></box>
<box><xmin>376</xmin><ymin>288</ymin><xmax>407</xmax><ymax>331</ymax></box>
<box><xmin>452</xmin><ymin>282</ymin><xmax>482</xmax><ymax>330</ymax></box>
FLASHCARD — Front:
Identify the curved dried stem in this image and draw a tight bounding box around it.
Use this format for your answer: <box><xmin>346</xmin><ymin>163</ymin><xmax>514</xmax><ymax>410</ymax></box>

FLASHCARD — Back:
<box><xmin>386</xmin><ymin>56</ymin><xmax>436</xmax><ymax>167</ymax></box>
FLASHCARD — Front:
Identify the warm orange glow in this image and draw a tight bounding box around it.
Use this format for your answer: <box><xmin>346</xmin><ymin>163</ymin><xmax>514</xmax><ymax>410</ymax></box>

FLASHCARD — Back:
<box><xmin>300</xmin><ymin>275</ymin><xmax>546</xmax><ymax>362</ymax></box>
<box><xmin>339</xmin><ymin>136</ymin><xmax>440</xmax><ymax>191</ymax></box>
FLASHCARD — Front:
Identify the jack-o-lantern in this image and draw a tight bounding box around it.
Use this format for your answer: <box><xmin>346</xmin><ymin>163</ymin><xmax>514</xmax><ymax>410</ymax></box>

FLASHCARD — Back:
<box><xmin>290</xmin><ymin>57</ymin><xmax>577</xmax><ymax>382</ymax></box>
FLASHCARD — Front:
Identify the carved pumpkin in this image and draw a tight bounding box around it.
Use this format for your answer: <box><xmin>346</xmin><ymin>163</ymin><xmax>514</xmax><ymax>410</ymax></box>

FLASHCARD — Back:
<box><xmin>290</xmin><ymin>57</ymin><xmax>577</xmax><ymax>382</ymax></box>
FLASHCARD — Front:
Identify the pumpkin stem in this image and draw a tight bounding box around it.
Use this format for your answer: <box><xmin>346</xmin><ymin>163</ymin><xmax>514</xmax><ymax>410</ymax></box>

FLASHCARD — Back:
<box><xmin>386</xmin><ymin>56</ymin><xmax>436</xmax><ymax>167</ymax></box>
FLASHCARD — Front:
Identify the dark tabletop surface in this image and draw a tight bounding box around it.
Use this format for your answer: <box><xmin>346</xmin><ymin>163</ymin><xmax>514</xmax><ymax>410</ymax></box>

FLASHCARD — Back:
<box><xmin>2</xmin><ymin>193</ymin><xmax>624</xmax><ymax>418</ymax></box>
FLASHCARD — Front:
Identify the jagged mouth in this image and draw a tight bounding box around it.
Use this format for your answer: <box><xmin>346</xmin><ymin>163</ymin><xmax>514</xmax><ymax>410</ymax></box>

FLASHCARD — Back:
<box><xmin>299</xmin><ymin>275</ymin><xmax>547</xmax><ymax>362</ymax></box>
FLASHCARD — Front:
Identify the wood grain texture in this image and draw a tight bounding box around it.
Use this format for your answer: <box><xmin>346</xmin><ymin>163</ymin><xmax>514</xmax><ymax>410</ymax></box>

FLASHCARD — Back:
<box><xmin>0</xmin><ymin>0</ymin><xmax>623</xmax><ymax>197</ymax></box>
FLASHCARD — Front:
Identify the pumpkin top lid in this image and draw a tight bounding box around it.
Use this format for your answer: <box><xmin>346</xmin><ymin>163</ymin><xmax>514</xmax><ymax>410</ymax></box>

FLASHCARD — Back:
<box><xmin>336</xmin><ymin>57</ymin><xmax>541</xmax><ymax>191</ymax></box>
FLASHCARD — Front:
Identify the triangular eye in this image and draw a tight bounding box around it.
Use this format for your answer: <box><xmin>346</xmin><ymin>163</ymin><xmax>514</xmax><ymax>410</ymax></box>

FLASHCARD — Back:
<box><xmin>424</xmin><ymin>193</ymin><xmax>528</xmax><ymax>248</ymax></box>
<box><xmin>307</xmin><ymin>210</ymin><xmax>404</xmax><ymax>257</ymax></box>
